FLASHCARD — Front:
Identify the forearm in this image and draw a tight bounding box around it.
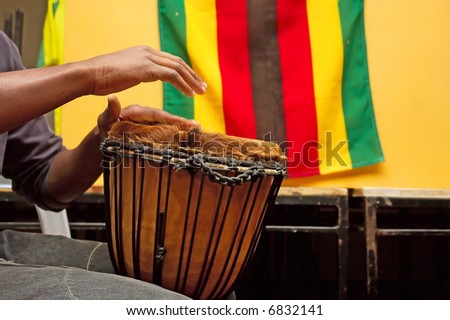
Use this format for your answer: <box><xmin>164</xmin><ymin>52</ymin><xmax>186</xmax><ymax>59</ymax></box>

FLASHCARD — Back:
<box><xmin>46</xmin><ymin>126</ymin><xmax>103</xmax><ymax>204</ymax></box>
<box><xmin>0</xmin><ymin>62</ymin><xmax>93</xmax><ymax>133</ymax></box>
<box><xmin>0</xmin><ymin>45</ymin><xmax>206</xmax><ymax>134</ymax></box>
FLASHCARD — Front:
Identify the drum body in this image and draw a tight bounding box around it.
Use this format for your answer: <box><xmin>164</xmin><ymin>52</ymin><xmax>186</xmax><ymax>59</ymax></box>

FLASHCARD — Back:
<box><xmin>101</xmin><ymin>126</ymin><xmax>285</xmax><ymax>299</ymax></box>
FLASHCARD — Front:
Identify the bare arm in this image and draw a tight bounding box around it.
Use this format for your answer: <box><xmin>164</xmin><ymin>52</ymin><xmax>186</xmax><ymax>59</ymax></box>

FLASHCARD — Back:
<box><xmin>0</xmin><ymin>63</ymin><xmax>91</xmax><ymax>132</ymax></box>
<box><xmin>0</xmin><ymin>45</ymin><xmax>206</xmax><ymax>133</ymax></box>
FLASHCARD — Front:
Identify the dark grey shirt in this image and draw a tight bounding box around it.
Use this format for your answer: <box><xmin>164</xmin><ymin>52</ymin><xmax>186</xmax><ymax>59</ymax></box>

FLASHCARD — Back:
<box><xmin>0</xmin><ymin>31</ymin><xmax>66</xmax><ymax>210</ymax></box>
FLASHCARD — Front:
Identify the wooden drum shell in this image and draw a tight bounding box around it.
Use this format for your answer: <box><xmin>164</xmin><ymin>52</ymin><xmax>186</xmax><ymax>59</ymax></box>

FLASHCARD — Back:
<box><xmin>103</xmin><ymin>143</ymin><xmax>284</xmax><ymax>299</ymax></box>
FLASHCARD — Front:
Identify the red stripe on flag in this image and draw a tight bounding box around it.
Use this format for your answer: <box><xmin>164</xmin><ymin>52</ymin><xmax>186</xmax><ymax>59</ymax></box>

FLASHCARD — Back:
<box><xmin>277</xmin><ymin>0</ymin><xmax>319</xmax><ymax>176</ymax></box>
<box><xmin>216</xmin><ymin>0</ymin><xmax>256</xmax><ymax>138</ymax></box>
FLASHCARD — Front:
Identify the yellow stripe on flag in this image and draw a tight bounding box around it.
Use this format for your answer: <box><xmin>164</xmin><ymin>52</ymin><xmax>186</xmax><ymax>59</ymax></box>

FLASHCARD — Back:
<box><xmin>42</xmin><ymin>0</ymin><xmax>65</xmax><ymax>66</ymax></box>
<box><xmin>185</xmin><ymin>0</ymin><xmax>225</xmax><ymax>133</ymax></box>
<box><xmin>307</xmin><ymin>0</ymin><xmax>352</xmax><ymax>174</ymax></box>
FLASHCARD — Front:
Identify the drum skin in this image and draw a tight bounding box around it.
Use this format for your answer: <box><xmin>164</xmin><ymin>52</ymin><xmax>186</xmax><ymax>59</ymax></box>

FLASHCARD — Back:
<box><xmin>102</xmin><ymin>122</ymin><xmax>285</xmax><ymax>299</ymax></box>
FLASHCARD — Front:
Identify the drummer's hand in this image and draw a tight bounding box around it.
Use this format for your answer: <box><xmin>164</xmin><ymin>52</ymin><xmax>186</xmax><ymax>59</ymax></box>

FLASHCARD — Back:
<box><xmin>97</xmin><ymin>95</ymin><xmax>200</xmax><ymax>140</ymax></box>
<box><xmin>84</xmin><ymin>45</ymin><xmax>207</xmax><ymax>97</ymax></box>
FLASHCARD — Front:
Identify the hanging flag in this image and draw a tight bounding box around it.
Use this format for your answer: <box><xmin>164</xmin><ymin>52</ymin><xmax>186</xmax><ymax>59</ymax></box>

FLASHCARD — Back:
<box><xmin>37</xmin><ymin>0</ymin><xmax>65</xmax><ymax>135</ymax></box>
<box><xmin>158</xmin><ymin>0</ymin><xmax>384</xmax><ymax>178</ymax></box>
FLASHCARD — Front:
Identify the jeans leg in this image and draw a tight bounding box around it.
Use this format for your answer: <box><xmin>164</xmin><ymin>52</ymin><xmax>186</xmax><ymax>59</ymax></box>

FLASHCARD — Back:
<box><xmin>0</xmin><ymin>229</ymin><xmax>114</xmax><ymax>273</ymax></box>
<box><xmin>0</xmin><ymin>260</ymin><xmax>189</xmax><ymax>299</ymax></box>
<box><xmin>0</xmin><ymin>230</ymin><xmax>190</xmax><ymax>300</ymax></box>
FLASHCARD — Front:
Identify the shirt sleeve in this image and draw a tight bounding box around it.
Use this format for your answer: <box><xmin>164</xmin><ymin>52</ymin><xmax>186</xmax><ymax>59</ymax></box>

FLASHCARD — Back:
<box><xmin>0</xmin><ymin>31</ymin><xmax>25</xmax><ymax>72</ymax></box>
<box><xmin>2</xmin><ymin>117</ymin><xmax>68</xmax><ymax>210</ymax></box>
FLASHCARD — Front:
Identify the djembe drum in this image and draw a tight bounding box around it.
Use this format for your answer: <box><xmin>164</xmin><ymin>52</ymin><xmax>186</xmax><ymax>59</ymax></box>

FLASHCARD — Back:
<box><xmin>101</xmin><ymin>121</ymin><xmax>286</xmax><ymax>299</ymax></box>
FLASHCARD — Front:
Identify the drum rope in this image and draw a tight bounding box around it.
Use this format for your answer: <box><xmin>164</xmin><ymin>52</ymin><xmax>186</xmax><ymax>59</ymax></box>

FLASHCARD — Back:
<box><xmin>101</xmin><ymin>140</ymin><xmax>286</xmax><ymax>187</ymax></box>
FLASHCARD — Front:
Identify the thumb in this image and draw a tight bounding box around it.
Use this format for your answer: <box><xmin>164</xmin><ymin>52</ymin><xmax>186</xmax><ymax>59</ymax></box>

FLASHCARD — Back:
<box><xmin>106</xmin><ymin>94</ymin><xmax>122</xmax><ymax>122</ymax></box>
<box><xmin>98</xmin><ymin>95</ymin><xmax>122</xmax><ymax>139</ymax></box>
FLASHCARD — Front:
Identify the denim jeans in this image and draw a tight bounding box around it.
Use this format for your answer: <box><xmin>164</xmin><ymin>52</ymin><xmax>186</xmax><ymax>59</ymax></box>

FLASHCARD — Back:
<box><xmin>0</xmin><ymin>230</ymin><xmax>189</xmax><ymax>300</ymax></box>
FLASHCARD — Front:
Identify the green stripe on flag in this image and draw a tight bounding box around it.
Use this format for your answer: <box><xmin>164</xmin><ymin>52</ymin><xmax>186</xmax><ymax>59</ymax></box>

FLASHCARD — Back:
<box><xmin>339</xmin><ymin>0</ymin><xmax>384</xmax><ymax>167</ymax></box>
<box><xmin>158</xmin><ymin>0</ymin><xmax>194</xmax><ymax>119</ymax></box>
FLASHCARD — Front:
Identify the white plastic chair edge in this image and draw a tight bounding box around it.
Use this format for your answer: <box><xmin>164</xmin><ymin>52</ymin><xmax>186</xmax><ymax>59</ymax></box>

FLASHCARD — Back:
<box><xmin>35</xmin><ymin>204</ymin><xmax>71</xmax><ymax>238</ymax></box>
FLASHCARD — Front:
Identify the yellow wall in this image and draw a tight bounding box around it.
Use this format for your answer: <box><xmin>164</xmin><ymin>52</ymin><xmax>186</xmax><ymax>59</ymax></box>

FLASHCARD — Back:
<box><xmin>62</xmin><ymin>0</ymin><xmax>450</xmax><ymax>189</ymax></box>
<box><xmin>62</xmin><ymin>0</ymin><xmax>162</xmax><ymax>146</ymax></box>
